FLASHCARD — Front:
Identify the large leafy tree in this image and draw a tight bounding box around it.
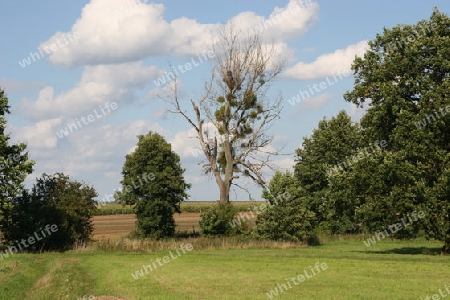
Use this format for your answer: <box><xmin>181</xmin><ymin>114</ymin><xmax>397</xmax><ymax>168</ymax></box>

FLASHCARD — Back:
<box><xmin>0</xmin><ymin>88</ymin><xmax>34</xmax><ymax>236</ymax></box>
<box><xmin>343</xmin><ymin>8</ymin><xmax>450</xmax><ymax>251</ymax></box>
<box><xmin>3</xmin><ymin>173</ymin><xmax>97</xmax><ymax>251</ymax></box>
<box><xmin>115</xmin><ymin>131</ymin><xmax>190</xmax><ymax>238</ymax></box>
<box><xmin>327</xmin><ymin>150</ymin><xmax>425</xmax><ymax>236</ymax></box>
<box><xmin>166</xmin><ymin>25</ymin><xmax>284</xmax><ymax>204</ymax></box>
<box><xmin>294</xmin><ymin>110</ymin><xmax>362</xmax><ymax>231</ymax></box>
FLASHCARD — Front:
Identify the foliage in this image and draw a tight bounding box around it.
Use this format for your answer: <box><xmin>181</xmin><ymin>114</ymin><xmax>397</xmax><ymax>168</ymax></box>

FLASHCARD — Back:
<box><xmin>0</xmin><ymin>88</ymin><xmax>34</xmax><ymax>234</ymax></box>
<box><xmin>342</xmin><ymin>8</ymin><xmax>450</xmax><ymax>251</ymax></box>
<box><xmin>2</xmin><ymin>173</ymin><xmax>97</xmax><ymax>251</ymax></box>
<box><xmin>254</xmin><ymin>202</ymin><xmax>318</xmax><ymax>244</ymax></box>
<box><xmin>255</xmin><ymin>171</ymin><xmax>318</xmax><ymax>244</ymax></box>
<box><xmin>423</xmin><ymin>158</ymin><xmax>450</xmax><ymax>253</ymax></box>
<box><xmin>293</xmin><ymin>111</ymin><xmax>362</xmax><ymax>232</ymax></box>
<box><xmin>115</xmin><ymin>131</ymin><xmax>190</xmax><ymax>238</ymax></box>
<box><xmin>326</xmin><ymin>151</ymin><xmax>425</xmax><ymax>236</ymax></box>
<box><xmin>199</xmin><ymin>203</ymin><xmax>242</xmax><ymax>235</ymax></box>
<box><xmin>135</xmin><ymin>200</ymin><xmax>176</xmax><ymax>239</ymax></box>
<box><xmin>166</xmin><ymin>25</ymin><xmax>285</xmax><ymax>203</ymax></box>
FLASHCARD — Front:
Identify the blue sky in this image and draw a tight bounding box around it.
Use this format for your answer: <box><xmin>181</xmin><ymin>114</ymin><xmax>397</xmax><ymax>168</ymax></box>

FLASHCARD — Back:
<box><xmin>1</xmin><ymin>0</ymin><xmax>449</xmax><ymax>202</ymax></box>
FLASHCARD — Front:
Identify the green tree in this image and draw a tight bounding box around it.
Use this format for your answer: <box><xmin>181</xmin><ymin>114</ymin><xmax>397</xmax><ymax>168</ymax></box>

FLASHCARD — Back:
<box><xmin>327</xmin><ymin>151</ymin><xmax>425</xmax><ymax>236</ymax></box>
<box><xmin>255</xmin><ymin>171</ymin><xmax>318</xmax><ymax>244</ymax></box>
<box><xmin>343</xmin><ymin>8</ymin><xmax>450</xmax><ymax>251</ymax></box>
<box><xmin>165</xmin><ymin>25</ymin><xmax>285</xmax><ymax>204</ymax></box>
<box><xmin>3</xmin><ymin>173</ymin><xmax>97</xmax><ymax>251</ymax></box>
<box><xmin>0</xmin><ymin>88</ymin><xmax>34</xmax><ymax>237</ymax></box>
<box><xmin>293</xmin><ymin>111</ymin><xmax>362</xmax><ymax>231</ymax></box>
<box><xmin>423</xmin><ymin>157</ymin><xmax>450</xmax><ymax>253</ymax></box>
<box><xmin>116</xmin><ymin>131</ymin><xmax>190</xmax><ymax>238</ymax></box>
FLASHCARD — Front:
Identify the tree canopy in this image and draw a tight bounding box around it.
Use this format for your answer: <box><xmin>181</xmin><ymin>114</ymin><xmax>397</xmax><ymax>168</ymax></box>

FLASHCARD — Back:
<box><xmin>115</xmin><ymin>131</ymin><xmax>190</xmax><ymax>238</ymax></box>
<box><xmin>282</xmin><ymin>9</ymin><xmax>450</xmax><ymax>251</ymax></box>
<box><xmin>0</xmin><ymin>88</ymin><xmax>35</xmax><ymax>236</ymax></box>
<box><xmin>166</xmin><ymin>25</ymin><xmax>285</xmax><ymax>204</ymax></box>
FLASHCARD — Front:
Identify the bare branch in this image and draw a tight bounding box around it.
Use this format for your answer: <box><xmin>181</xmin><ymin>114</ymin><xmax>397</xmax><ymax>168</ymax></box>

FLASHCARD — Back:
<box><xmin>161</xmin><ymin>23</ymin><xmax>286</xmax><ymax>203</ymax></box>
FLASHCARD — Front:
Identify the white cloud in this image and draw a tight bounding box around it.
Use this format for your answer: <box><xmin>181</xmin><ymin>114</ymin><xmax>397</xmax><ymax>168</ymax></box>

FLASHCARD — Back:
<box><xmin>170</xmin><ymin>126</ymin><xmax>203</xmax><ymax>160</ymax></box>
<box><xmin>12</xmin><ymin>118</ymin><xmax>62</xmax><ymax>149</ymax></box>
<box><xmin>40</xmin><ymin>0</ymin><xmax>217</xmax><ymax>67</ymax></box>
<box><xmin>13</xmin><ymin>119</ymin><xmax>166</xmax><ymax>189</ymax></box>
<box><xmin>283</xmin><ymin>40</ymin><xmax>368</xmax><ymax>80</ymax></box>
<box><xmin>291</xmin><ymin>92</ymin><xmax>334</xmax><ymax>115</ymax></box>
<box><xmin>229</xmin><ymin>0</ymin><xmax>319</xmax><ymax>41</ymax></box>
<box><xmin>20</xmin><ymin>62</ymin><xmax>161</xmax><ymax>121</ymax></box>
<box><xmin>40</xmin><ymin>0</ymin><xmax>320</xmax><ymax>67</ymax></box>
<box><xmin>271</xmin><ymin>157</ymin><xmax>295</xmax><ymax>170</ymax></box>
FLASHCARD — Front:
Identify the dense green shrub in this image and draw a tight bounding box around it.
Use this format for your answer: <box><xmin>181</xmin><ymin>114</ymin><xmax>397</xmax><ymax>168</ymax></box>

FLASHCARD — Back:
<box><xmin>254</xmin><ymin>171</ymin><xmax>319</xmax><ymax>244</ymax></box>
<box><xmin>199</xmin><ymin>204</ymin><xmax>242</xmax><ymax>236</ymax></box>
<box><xmin>254</xmin><ymin>202</ymin><xmax>318</xmax><ymax>244</ymax></box>
<box><xmin>2</xmin><ymin>173</ymin><xmax>97</xmax><ymax>251</ymax></box>
<box><xmin>135</xmin><ymin>200</ymin><xmax>176</xmax><ymax>239</ymax></box>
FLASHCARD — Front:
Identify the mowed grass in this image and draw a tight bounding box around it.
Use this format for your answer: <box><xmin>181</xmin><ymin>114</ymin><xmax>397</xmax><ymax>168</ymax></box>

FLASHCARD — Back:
<box><xmin>1</xmin><ymin>210</ymin><xmax>449</xmax><ymax>299</ymax></box>
<box><xmin>1</xmin><ymin>238</ymin><xmax>449</xmax><ymax>299</ymax></box>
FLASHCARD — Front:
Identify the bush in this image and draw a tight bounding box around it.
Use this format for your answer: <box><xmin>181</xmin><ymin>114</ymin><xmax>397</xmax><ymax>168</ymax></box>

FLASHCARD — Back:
<box><xmin>2</xmin><ymin>173</ymin><xmax>97</xmax><ymax>251</ymax></box>
<box><xmin>254</xmin><ymin>170</ymin><xmax>319</xmax><ymax>244</ymax></box>
<box><xmin>199</xmin><ymin>204</ymin><xmax>242</xmax><ymax>236</ymax></box>
<box><xmin>135</xmin><ymin>200</ymin><xmax>176</xmax><ymax>239</ymax></box>
<box><xmin>254</xmin><ymin>202</ymin><xmax>318</xmax><ymax>244</ymax></box>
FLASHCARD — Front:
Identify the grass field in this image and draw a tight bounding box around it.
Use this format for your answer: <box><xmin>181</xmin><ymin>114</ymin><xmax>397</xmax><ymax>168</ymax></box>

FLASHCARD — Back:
<box><xmin>1</xmin><ymin>211</ymin><xmax>449</xmax><ymax>299</ymax></box>
<box><xmin>0</xmin><ymin>238</ymin><xmax>448</xmax><ymax>299</ymax></box>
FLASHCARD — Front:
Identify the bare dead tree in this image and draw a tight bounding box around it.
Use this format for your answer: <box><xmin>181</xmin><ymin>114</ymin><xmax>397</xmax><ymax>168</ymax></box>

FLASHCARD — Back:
<box><xmin>163</xmin><ymin>25</ymin><xmax>285</xmax><ymax>204</ymax></box>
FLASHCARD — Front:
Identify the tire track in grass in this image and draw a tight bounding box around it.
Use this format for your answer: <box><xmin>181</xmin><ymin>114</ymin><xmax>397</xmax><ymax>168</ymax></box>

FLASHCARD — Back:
<box><xmin>27</xmin><ymin>256</ymin><xmax>95</xmax><ymax>300</ymax></box>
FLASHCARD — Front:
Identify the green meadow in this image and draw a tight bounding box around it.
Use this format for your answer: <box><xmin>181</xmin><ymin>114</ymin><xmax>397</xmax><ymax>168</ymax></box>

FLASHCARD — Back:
<box><xmin>0</xmin><ymin>237</ymin><xmax>448</xmax><ymax>299</ymax></box>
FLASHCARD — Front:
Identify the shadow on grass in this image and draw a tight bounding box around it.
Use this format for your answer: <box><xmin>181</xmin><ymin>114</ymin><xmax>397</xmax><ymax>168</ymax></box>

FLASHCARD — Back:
<box><xmin>174</xmin><ymin>231</ymin><xmax>201</xmax><ymax>239</ymax></box>
<box><xmin>362</xmin><ymin>247</ymin><xmax>443</xmax><ymax>255</ymax></box>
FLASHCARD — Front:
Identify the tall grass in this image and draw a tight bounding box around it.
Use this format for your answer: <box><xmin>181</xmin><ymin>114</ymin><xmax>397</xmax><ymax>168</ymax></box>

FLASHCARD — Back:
<box><xmin>76</xmin><ymin>236</ymin><xmax>305</xmax><ymax>252</ymax></box>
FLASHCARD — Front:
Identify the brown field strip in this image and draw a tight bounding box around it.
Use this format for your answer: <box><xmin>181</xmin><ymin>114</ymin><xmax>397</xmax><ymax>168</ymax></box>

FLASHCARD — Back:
<box><xmin>92</xmin><ymin>211</ymin><xmax>256</xmax><ymax>239</ymax></box>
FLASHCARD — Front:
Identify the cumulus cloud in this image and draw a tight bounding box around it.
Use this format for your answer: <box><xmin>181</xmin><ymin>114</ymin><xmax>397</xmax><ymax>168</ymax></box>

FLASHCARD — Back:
<box><xmin>11</xmin><ymin>118</ymin><xmax>62</xmax><ymax>149</ymax></box>
<box><xmin>40</xmin><ymin>0</ymin><xmax>319</xmax><ymax>67</ymax></box>
<box><xmin>291</xmin><ymin>92</ymin><xmax>334</xmax><ymax>115</ymax></box>
<box><xmin>283</xmin><ymin>40</ymin><xmax>369</xmax><ymax>80</ymax></box>
<box><xmin>40</xmin><ymin>0</ymin><xmax>217</xmax><ymax>67</ymax></box>
<box><xmin>11</xmin><ymin>119</ymin><xmax>166</xmax><ymax>190</ymax></box>
<box><xmin>20</xmin><ymin>62</ymin><xmax>162</xmax><ymax>121</ymax></box>
<box><xmin>229</xmin><ymin>0</ymin><xmax>319</xmax><ymax>40</ymax></box>
<box><xmin>170</xmin><ymin>125</ymin><xmax>209</xmax><ymax>160</ymax></box>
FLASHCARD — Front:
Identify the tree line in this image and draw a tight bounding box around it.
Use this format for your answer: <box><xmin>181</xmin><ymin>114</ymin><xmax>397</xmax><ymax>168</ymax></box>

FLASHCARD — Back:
<box><xmin>1</xmin><ymin>8</ymin><xmax>449</xmax><ymax>253</ymax></box>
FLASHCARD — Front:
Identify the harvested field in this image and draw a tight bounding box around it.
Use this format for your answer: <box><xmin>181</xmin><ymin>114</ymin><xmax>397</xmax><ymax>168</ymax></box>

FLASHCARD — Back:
<box><xmin>92</xmin><ymin>212</ymin><xmax>256</xmax><ymax>239</ymax></box>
